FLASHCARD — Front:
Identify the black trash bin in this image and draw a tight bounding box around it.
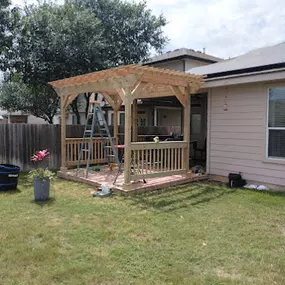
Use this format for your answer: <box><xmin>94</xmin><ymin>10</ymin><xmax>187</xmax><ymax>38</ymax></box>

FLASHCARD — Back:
<box><xmin>228</xmin><ymin>173</ymin><xmax>246</xmax><ymax>188</ymax></box>
<box><xmin>0</xmin><ymin>164</ymin><xmax>21</xmax><ymax>190</ymax></box>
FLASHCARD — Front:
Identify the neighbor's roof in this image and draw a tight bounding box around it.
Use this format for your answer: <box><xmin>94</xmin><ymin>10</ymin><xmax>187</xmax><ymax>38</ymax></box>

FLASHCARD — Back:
<box><xmin>145</xmin><ymin>48</ymin><xmax>223</xmax><ymax>65</ymax></box>
<box><xmin>188</xmin><ymin>42</ymin><xmax>285</xmax><ymax>77</ymax></box>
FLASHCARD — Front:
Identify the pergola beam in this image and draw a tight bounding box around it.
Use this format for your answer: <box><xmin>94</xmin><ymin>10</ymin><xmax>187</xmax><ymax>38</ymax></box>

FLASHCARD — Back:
<box><xmin>56</xmin><ymin>74</ymin><xmax>140</xmax><ymax>97</ymax></box>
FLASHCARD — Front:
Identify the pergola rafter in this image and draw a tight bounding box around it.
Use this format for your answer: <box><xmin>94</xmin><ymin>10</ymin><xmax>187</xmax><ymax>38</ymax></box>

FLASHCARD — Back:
<box><xmin>49</xmin><ymin>64</ymin><xmax>204</xmax><ymax>188</ymax></box>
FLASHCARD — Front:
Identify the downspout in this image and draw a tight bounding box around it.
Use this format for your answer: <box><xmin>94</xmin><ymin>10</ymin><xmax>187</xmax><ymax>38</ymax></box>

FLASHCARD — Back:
<box><xmin>206</xmin><ymin>88</ymin><xmax>211</xmax><ymax>175</ymax></box>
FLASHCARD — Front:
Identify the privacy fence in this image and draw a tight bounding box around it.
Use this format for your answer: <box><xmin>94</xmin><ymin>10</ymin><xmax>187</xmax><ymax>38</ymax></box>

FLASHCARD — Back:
<box><xmin>0</xmin><ymin>124</ymin><xmax>181</xmax><ymax>171</ymax></box>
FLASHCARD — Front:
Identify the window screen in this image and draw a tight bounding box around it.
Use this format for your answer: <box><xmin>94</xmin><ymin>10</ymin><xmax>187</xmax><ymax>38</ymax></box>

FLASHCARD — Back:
<box><xmin>268</xmin><ymin>87</ymin><xmax>285</xmax><ymax>158</ymax></box>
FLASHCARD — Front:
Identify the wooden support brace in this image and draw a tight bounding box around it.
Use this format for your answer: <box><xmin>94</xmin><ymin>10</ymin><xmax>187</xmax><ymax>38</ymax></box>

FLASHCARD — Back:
<box><xmin>170</xmin><ymin>86</ymin><xmax>187</xmax><ymax>107</ymax></box>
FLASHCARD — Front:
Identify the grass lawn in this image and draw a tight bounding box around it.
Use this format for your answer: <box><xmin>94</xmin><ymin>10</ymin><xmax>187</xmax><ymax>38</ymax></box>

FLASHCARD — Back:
<box><xmin>1</xmin><ymin>176</ymin><xmax>285</xmax><ymax>285</ymax></box>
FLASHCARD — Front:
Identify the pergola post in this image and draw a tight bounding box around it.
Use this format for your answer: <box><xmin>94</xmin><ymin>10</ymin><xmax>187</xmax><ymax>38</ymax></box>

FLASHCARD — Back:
<box><xmin>183</xmin><ymin>89</ymin><xmax>191</xmax><ymax>171</ymax></box>
<box><xmin>124</xmin><ymin>88</ymin><xmax>132</xmax><ymax>187</ymax></box>
<box><xmin>132</xmin><ymin>99</ymin><xmax>138</xmax><ymax>142</ymax></box>
<box><xmin>113</xmin><ymin>108</ymin><xmax>119</xmax><ymax>144</ymax></box>
<box><xmin>60</xmin><ymin>95</ymin><xmax>67</xmax><ymax>171</ymax></box>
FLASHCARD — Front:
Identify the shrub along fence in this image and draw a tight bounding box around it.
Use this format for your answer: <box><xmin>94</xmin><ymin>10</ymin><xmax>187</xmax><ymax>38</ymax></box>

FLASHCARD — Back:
<box><xmin>0</xmin><ymin>124</ymin><xmax>181</xmax><ymax>171</ymax></box>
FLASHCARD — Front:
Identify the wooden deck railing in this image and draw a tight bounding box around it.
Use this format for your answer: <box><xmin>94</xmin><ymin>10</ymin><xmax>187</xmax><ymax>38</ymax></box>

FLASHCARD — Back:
<box><xmin>66</xmin><ymin>137</ymin><xmax>110</xmax><ymax>166</ymax></box>
<box><xmin>130</xmin><ymin>141</ymin><xmax>188</xmax><ymax>180</ymax></box>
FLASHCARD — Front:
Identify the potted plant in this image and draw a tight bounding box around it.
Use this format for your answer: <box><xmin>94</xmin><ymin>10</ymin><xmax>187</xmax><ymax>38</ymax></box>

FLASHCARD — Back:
<box><xmin>28</xmin><ymin>149</ymin><xmax>54</xmax><ymax>201</ymax></box>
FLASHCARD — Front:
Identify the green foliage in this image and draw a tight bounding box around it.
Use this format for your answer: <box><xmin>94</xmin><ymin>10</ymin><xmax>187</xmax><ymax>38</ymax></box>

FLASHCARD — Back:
<box><xmin>13</xmin><ymin>2</ymin><xmax>104</xmax><ymax>85</ymax></box>
<box><xmin>0</xmin><ymin>0</ymin><xmax>11</xmax><ymax>57</ymax></box>
<box><xmin>1</xmin><ymin>0</ymin><xmax>168</xmax><ymax>122</ymax></box>
<box><xmin>72</xmin><ymin>0</ymin><xmax>168</xmax><ymax>66</ymax></box>
<box><xmin>0</xmin><ymin>1</ymin><xmax>20</xmax><ymax>69</ymax></box>
<box><xmin>28</xmin><ymin>168</ymin><xmax>55</xmax><ymax>180</ymax></box>
<box><xmin>0</xmin><ymin>79</ymin><xmax>59</xmax><ymax>123</ymax></box>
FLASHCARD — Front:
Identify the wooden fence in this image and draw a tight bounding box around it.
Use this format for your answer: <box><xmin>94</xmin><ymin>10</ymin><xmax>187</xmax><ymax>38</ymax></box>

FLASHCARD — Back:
<box><xmin>0</xmin><ymin>124</ymin><xmax>84</xmax><ymax>171</ymax></box>
<box><xmin>0</xmin><ymin>124</ymin><xmax>181</xmax><ymax>171</ymax></box>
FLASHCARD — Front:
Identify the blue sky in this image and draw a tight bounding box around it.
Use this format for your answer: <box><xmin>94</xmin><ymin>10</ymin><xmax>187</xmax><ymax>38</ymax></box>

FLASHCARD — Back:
<box><xmin>11</xmin><ymin>0</ymin><xmax>285</xmax><ymax>59</ymax></box>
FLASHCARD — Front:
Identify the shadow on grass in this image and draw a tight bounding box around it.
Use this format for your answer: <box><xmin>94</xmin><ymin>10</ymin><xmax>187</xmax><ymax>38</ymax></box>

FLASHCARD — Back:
<box><xmin>0</xmin><ymin>188</ymin><xmax>22</xmax><ymax>195</ymax></box>
<box><xmin>31</xmin><ymin>197</ymin><xmax>56</xmax><ymax>207</ymax></box>
<box><xmin>128</xmin><ymin>182</ymin><xmax>238</xmax><ymax>212</ymax></box>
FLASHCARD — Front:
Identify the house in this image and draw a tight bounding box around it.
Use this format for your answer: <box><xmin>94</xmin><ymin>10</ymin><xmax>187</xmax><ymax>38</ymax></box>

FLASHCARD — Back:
<box><xmin>143</xmin><ymin>48</ymin><xmax>222</xmax><ymax>129</ymax></box>
<box><xmin>188</xmin><ymin>42</ymin><xmax>285</xmax><ymax>189</ymax></box>
<box><xmin>0</xmin><ymin>108</ymin><xmax>47</xmax><ymax>124</ymax></box>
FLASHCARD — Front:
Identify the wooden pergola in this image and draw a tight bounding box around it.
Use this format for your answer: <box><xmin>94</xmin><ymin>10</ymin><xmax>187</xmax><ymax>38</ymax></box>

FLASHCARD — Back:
<box><xmin>49</xmin><ymin>64</ymin><xmax>204</xmax><ymax>188</ymax></box>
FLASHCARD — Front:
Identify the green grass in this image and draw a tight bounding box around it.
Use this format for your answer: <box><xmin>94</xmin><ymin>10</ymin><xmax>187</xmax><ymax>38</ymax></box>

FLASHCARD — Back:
<box><xmin>1</xmin><ymin>176</ymin><xmax>285</xmax><ymax>285</ymax></box>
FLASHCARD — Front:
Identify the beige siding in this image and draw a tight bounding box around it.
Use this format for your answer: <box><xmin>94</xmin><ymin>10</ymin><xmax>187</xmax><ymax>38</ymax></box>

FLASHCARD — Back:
<box><xmin>208</xmin><ymin>82</ymin><xmax>285</xmax><ymax>187</ymax></box>
<box><xmin>185</xmin><ymin>58</ymin><xmax>209</xmax><ymax>70</ymax></box>
<box><xmin>151</xmin><ymin>60</ymin><xmax>184</xmax><ymax>71</ymax></box>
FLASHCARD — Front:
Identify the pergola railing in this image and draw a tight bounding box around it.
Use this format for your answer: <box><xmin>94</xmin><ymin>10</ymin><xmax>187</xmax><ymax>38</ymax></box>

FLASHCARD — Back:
<box><xmin>130</xmin><ymin>141</ymin><xmax>187</xmax><ymax>180</ymax></box>
<box><xmin>49</xmin><ymin>64</ymin><xmax>204</xmax><ymax>190</ymax></box>
<box><xmin>66</xmin><ymin>137</ymin><xmax>111</xmax><ymax>166</ymax></box>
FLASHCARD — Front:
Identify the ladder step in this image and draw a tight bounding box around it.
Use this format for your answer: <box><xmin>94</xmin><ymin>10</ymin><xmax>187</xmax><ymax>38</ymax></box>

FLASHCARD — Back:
<box><xmin>107</xmin><ymin>154</ymin><xmax>115</xmax><ymax>157</ymax></box>
<box><xmin>82</xmin><ymin>149</ymin><xmax>89</xmax><ymax>152</ymax></box>
<box><xmin>85</xmin><ymin>130</ymin><xmax>92</xmax><ymax>133</ymax></box>
<box><xmin>104</xmin><ymin>146</ymin><xmax>112</xmax><ymax>148</ymax></box>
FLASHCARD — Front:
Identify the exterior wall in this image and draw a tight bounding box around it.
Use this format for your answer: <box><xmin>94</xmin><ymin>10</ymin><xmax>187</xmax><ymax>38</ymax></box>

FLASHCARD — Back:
<box><xmin>27</xmin><ymin>115</ymin><xmax>48</xmax><ymax>124</ymax></box>
<box><xmin>150</xmin><ymin>58</ymin><xmax>212</xmax><ymax>72</ymax></box>
<box><xmin>185</xmin><ymin>58</ymin><xmax>209</xmax><ymax>70</ymax></box>
<box><xmin>156</xmin><ymin>107</ymin><xmax>182</xmax><ymax>126</ymax></box>
<box><xmin>208</xmin><ymin>81</ymin><xmax>285</xmax><ymax>188</ymax></box>
<box><xmin>151</xmin><ymin>60</ymin><xmax>184</xmax><ymax>71</ymax></box>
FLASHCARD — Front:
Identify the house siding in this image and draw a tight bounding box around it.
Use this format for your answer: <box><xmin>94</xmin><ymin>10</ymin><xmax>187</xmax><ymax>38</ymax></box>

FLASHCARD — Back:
<box><xmin>151</xmin><ymin>60</ymin><xmax>184</xmax><ymax>71</ymax></box>
<box><xmin>208</xmin><ymin>82</ymin><xmax>285</xmax><ymax>187</ymax></box>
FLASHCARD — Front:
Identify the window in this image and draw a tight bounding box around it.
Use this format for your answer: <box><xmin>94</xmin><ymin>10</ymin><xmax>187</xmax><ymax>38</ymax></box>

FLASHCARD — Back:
<box><xmin>267</xmin><ymin>87</ymin><xmax>285</xmax><ymax>158</ymax></box>
<box><xmin>110</xmin><ymin>113</ymin><xmax>114</xmax><ymax>126</ymax></box>
<box><xmin>119</xmin><ymin>112</ymin><xmax>125</xmax><ymax>126</ymax></box>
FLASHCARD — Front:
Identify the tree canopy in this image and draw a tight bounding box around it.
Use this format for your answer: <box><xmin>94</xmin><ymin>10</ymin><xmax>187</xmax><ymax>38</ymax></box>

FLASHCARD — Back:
<box><xmin>0</xmin><ymin>79</ymin><xmax>59</xmax><ymax>124</ymax></box>
<box><xmin>71</xmin><ymin>0</ymin><xmax>168</xmax><ymax>66</ymax></box>
<box><xmin>0</xmin><ymin>0</ymin><xmax>168</xmax><ymax>123</ymax></box>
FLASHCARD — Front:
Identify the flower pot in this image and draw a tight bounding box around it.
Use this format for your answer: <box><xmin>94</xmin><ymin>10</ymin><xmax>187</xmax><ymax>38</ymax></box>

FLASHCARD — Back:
<box><xmin>33</xmin><ymin>177</ymin><xmax>50</xmax><ymax>201</ymax></box>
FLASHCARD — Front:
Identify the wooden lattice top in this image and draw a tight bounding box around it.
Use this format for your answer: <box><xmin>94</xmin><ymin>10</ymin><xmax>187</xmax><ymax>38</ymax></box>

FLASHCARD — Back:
<box><xmin>49</xmin><ymin>64</ymin><xmax>204</xmax><ymax>90</ymax></box>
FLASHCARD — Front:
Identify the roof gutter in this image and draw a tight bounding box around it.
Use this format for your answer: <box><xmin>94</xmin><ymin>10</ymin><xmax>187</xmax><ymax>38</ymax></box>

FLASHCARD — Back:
<box><xmin>205</xmin><ymin>67</ymin><xmax>285</xmax><ymax>82</ymax></box>
<box><xmin>202</xmin><ymin>67</ymin><xmax>285</xmax><ymax>89</ymax></box>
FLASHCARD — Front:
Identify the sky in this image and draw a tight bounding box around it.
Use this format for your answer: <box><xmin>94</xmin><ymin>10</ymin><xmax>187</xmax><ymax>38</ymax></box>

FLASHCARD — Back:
<box><xmin>10</xmin><ymin>0</ymin><xmax>285</xmax><ymax>59</ymax></box>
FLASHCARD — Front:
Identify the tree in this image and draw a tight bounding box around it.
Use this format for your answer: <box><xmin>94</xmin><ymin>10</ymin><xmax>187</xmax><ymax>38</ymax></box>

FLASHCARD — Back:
<box><xmin>0</xmin><ymin>0</ymin><xmax>11</xmax><ymax>55</ymax></box>
<box><xmin>3</xmin><ymin>0</ymin><xmax>168</xmax><ymax>123</ymax></box>
<box><xmin>72</xmin><ymin>0</ymin><xmax>168</xmax><ymax>66</ymax></box>
<box><xmin>0</xmin><ymin>1</ymin><xmax>20</xmax><ymax>70</ymax></box>
<box><xmin>4</xmin><ymin>2</ymin><xmax>104</xmax><ymax>123</ymax></box>
<box><xmin>0</xmin><ymin>79</ymin><xmax>59</xmax><ymax>124</ymax></box>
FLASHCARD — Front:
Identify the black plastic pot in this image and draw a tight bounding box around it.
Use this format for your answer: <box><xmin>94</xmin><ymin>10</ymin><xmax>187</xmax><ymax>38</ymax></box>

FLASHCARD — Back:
<box><xmin>0</xmin><ymin>164</ymin><xmax>20</xmax><ymax>190</ymax></box>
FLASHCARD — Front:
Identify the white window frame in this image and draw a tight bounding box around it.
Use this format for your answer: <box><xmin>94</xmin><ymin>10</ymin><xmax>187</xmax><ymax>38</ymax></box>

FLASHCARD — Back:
<box><xmin>266</xmin><ymin>86</ymin><xmax>285</xmax><ymax>161</ymax></box>
<box><xmin>108</xmin><ymin>110</ymin><xmax>125</xmax><ymax>126</ymax></box>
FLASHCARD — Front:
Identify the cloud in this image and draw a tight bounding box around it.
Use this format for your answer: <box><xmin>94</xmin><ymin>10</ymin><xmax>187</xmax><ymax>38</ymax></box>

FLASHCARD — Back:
<box><xmin>143</xmin><ymin>0</ymin><xmax>285</xmax><ymax>58</ymax></box>
<box><xmin>11</xmin><ymin>0</ymin><xmax>285</xmax><ymax>59</ymax></box>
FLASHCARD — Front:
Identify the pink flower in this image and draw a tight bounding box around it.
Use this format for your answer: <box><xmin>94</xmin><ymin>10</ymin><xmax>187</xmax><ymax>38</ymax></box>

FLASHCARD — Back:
<box><xmin>31</xmin><ymin>149</ymin><xmax>50</xmax><ymax>162</ymax></box>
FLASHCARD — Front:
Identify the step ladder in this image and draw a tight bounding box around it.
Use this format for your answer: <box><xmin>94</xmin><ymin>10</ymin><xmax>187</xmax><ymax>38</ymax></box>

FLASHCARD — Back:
<box><xmin>77</xmin><ymin>100</ymin><xmax>120</xmax><ymax>177</ymax></box>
